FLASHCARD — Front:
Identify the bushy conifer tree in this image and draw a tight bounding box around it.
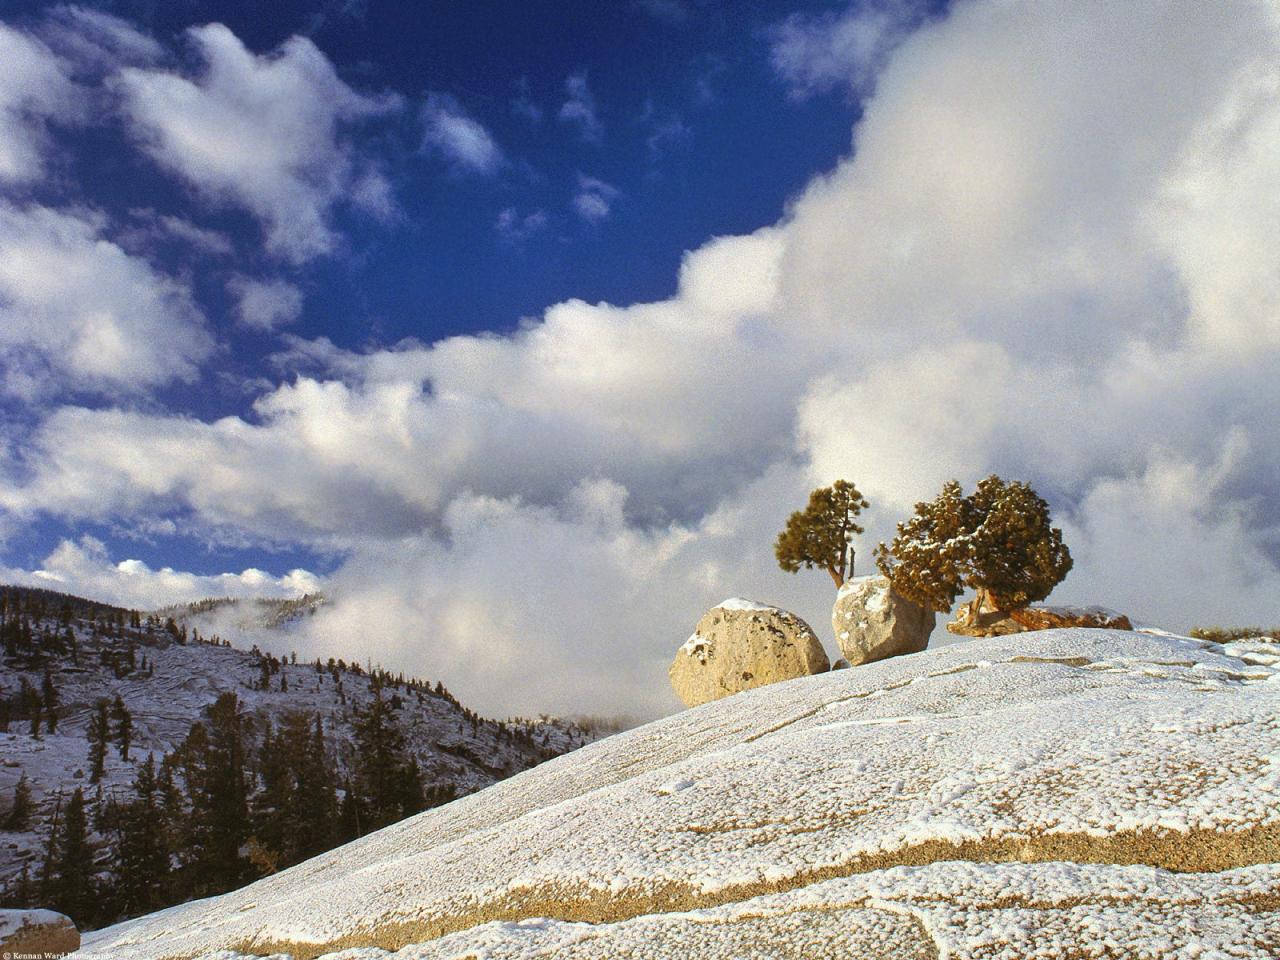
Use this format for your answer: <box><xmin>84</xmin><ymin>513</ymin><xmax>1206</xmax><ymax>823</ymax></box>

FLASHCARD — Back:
<box><xmin>774</xmin><ymin>480</ymin><xmax>871</xmax><ymax>588</ymax></box>
<box><xmin>876</xmin><ymin>475</ymin><xmax>1072</xmax><ymax>617</ymax></box>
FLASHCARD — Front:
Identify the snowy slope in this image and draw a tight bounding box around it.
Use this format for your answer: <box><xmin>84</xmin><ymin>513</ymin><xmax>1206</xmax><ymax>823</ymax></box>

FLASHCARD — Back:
<box><xmin>82</xmin><ymin>628</ymin><xmax>1280</xmax><ymax>959</ymax></box>
<box><xmin>0</xmin><ymin>591</ymin><xmax>593</xmax><ymax>896</ymax></box>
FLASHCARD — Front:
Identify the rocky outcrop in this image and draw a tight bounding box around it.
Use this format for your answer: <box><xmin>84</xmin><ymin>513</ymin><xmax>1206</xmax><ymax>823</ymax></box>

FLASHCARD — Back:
<box><xmin>0</xmin><ymin>909</ymin><xmax>80</xmax><ymax>957</ymax></box>
<box><xmin>669</xmin><ymin>599</ymin><xmax>829</xmax><ymax>707</ymax></box>
<box><xmin>1009</xmin><ymin>606</ymin><xmax>1132</xmax><ymax>631</ymax></box>
<box><xmin>949</xmin><ymin>603</ymin><xmax>1132</xmax><ymax>637</ymax></box>
<box><xmin>833</xmin><ymin>575</ymin><xmax>934</xmax><ymax>666</ymax></box>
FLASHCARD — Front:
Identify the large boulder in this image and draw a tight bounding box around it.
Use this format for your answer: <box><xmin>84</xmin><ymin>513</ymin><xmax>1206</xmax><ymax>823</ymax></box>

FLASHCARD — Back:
<box><xmin>669</xmin><ymin>599</ymin><xmax>829</xmax><ymax>707</ymax></box>
<box><xmin>0</xmin><ymin>909</ymin><xmax>80</xmax><ymax>957</ymax></box>
<box><xmin>833</xmin><ymin>575</ymin><xmax>934</xmax><ymax>666</ymax></box>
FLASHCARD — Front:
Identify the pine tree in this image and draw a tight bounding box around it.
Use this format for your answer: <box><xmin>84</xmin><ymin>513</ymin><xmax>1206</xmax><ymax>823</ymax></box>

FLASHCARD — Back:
<box><xmin>41</xmin><ymin>667</ymin><xmax>59</xmax><ymax>734</ymax></box>
<box><xmin>113</xmin><ymin>754</ymin><xmax>169</xmax><ymax>916</ymax></box>
<box><xmin>184</xmin><ymin>693</ymin><xmax>250</xmax><ymax>893</ymax></box>
<box><xmin>3</xmin><ymin>772</ymin><xmax>34</xmax><ymax>830</ymax></box>
<box><xmin>961</xmin><ymin>475</ymin><xmax>1073</xmax><ymax>614</ymax></box>
<box><xmin>351</xmin><ymin>678</ymin><xmax>414</xmax><ymax>831</ymax></box>
<box><xmin>88</xmin><ymin>698</ymin><xmax>111</xmax><ymax>784</ymax></box>
<box><xmin>775</xmin><ymin>480</ymin><xmax>871</xmax><ymax>588</ymax></box>
<box><xmin>12</xmin><ymin>862</ymin><xmax>35</xmax><ymax>908</ymax></box>
<box><xmin>874</xmin><ymin>480</ymin><xmax>973</xmax><ymax>612</ymax></box>
<box><xmin>44</xmin><ymin>787</ymin><xmax>96</xmax><ymax>926</ymax></box>
<box><xmin>876</xmin><ymin>475</ymin><xmax>1072</xmax><ymax>619</ymax></box>
<box><xmin>29</xmin><ymin>692</ymin><xmax>43</xmax><ymax>739</ymax></box>
<box><xmin>113</xmin><ymin>695</ymin><xmax>134</xmax><ymax>760</ymax></box>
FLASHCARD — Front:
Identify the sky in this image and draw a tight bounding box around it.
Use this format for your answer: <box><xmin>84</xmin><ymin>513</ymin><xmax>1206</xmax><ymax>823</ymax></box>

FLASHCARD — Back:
<box><xmin>0</xmin><ymin>0</ymin><xmax>1278</xmax><ymax>719</ymax></box>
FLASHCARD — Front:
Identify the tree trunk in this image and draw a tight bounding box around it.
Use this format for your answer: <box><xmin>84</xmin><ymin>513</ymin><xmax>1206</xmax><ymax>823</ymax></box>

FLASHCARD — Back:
<box><xmin>827</xmin><ymin>566</ymin><xmax>844</xmax><ymax>589</ymax></box>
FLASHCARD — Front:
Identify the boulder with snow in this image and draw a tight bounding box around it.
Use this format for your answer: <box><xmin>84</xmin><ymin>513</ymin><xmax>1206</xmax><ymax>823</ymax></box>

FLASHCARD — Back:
<box><xmin>669</xmin><ymin>599</ymin><xmax>829</xmax><ymax>707</ymax></box>
<box><xmin>833</xmin><ymin>574</ymin><xmax>934</xmax><ymax>666</ymax></box>
<box><xmin>0</xmin><ymin>909</ymin><xmax>79</xmax><ymax>957</ymax></box>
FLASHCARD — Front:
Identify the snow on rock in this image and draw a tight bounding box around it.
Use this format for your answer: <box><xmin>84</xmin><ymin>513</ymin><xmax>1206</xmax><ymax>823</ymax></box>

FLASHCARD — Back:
<box><xmin>713</xmin><ymin>598</ymin><xmax>779</xmax><ymax>613</ymax></box>
<box><xmin>82</xmin><ymin>629</ymin><xmax>1280</xmax><ymax>960</ymax></box>
<box><xmin>833</xmin><ymin>575</ymin><xmax>934</xmax><ymax>667</ymax></box>
<box><xmin>668</xmin><ymin>603</ymin><xmax>828</xmax><ymax>707</ymax></box>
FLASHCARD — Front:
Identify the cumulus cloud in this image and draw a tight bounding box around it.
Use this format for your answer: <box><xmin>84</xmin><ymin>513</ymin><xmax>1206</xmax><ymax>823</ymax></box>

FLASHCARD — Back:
<box><xmin>558</xmin><ymin>71</ymin><xmax>602</xmax><ymax>141</ymax></box>
<box><xmin>228</xmin><ymin>275</ymin><xmax>304</xmax><ymax>331</ymax></box>
<box><xmin>420</xmin><ymin>93</ymin><xmax>504</xmax><ymax>174</ymax></box>
<box><xmin>0</xmin><ymin>23</ymin><xmax>82</xmax><ymax>184</ymax></box>
<box><xmin>0</xmin><ymin>202</ymin><xmax>214</xmax><ymax>397</ymax></box>
<box><xmin>115</xmin><ymin>24</ymin><xmax>399</xmax><ymax>263</ymax></box>
<box><xmin>0</xmin><ymin>535</ymin><xmax>318</xmax><ymax>610</ymax></box>
<box><xmin>5</xmin><ymin>0</ymin><xmax>1280</xmax><ymax>717</ymax></box>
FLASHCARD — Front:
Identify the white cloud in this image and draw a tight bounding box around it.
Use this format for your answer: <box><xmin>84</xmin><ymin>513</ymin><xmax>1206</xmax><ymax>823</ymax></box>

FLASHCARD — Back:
<box><xmin>558</xmin><ymin>71</ymin><xmax>602</xmax><ymax>141</ymax></box>
<box><xmin>572</xmin><ymin>174</ymin><xmax>619</xmax><ymax>222</ymax></box>
<box><xmin>0</xmin><ymin>23</ymin><xmax>82</xmax><ymax>184</ymax></box>
<box><xmin>0</xmin><ymin>535</ymin><xmax>318</xmax><ymax>610</ymax></box>
<box><xmin>40</xmin><ymin>6</ymin><xmax>164</xmax><ymax>72</ymax></box>
<box><xmin>115</xmin><ymin>23</ymin><xmax>399</xmax><ymax>263</ymax></box>
<box><xmin>768</xmin><ymin>0</ymin><xmax>928</xmax><ymax>100</ymax></box>
<box><xmin>0</xmin><ymin>202</ymin><xmax>214</xmax><ymax>396</ymax></box>
<box><xmin>6</xmin><ymin>0</ymin><xmax>1280</xmax><ymax>717</ymax></box>
<box><xmin>228</xmin><ymin>275</ymin><xmax>303</xmax><ymax>331</ymax></box>
<box><xmin>420</xmin><ymin>92</ymin><xmax>504</xmax><ymax>174</ymax></box>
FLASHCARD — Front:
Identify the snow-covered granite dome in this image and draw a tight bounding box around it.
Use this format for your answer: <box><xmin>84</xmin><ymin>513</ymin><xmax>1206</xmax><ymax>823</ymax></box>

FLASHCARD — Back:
<box><xmin>82</xmin><ymin>628</ymin><xmax>1280</xmax><ymax>959</ymax></box>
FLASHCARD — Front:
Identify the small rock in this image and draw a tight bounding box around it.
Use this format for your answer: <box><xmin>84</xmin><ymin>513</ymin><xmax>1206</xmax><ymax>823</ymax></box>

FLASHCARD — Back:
<box><xmin>670</xmin><ymin>599</ymin><xmax>829</xmax><ymax>707</ymax></box>
<box><xmin>0</xmin><ymin>909</ymin><xmax>80</xmax><ymax>958</ymax></box>
<box><xmin>833</xmin><ymin>575</ymin><xmax>934</xmax><ymax>666</ymax></box>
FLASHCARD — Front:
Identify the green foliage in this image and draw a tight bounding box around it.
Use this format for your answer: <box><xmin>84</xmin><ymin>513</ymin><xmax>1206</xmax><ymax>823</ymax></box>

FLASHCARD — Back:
<box><xmin>3</xmin><ymin>772</ymin><xmax>33</xmax><ymax>831</ymax></box>
<box><xmin>873</xmin><ymin>480</ymin><xmax>973</xmax><ymax>612</ymax></box>
<box><xmin>87</xmin><ymin>698</ymin><xmax>110</xmax><ymax>784</ymax></box>
<box><xmin>113</xmin><ymin>754</ymin><xmax>170</xmax><ymax>916</ymax></box>
<box><xmin>43</xmin><ymin>787</ymin><xmax>96</xmax><ymax>923</ymax></box>
<box><xmin>113</xmin><ymin>694</ymin><xmax>133</xmax><ymax>760</ymax></box>
<box><xmin>876</xmin><ymin>475</ymin><xmax>1073</xmax><ymax>614</ymax></box>
<box><xmin>774</xmin><ymin>480</ymin><xmax>871</xmax><ymax>588</ymax></box>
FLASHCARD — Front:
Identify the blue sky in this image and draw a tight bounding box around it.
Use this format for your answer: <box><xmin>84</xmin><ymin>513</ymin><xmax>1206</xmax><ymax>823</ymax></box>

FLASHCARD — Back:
<box><xmin>0</xmin><ymin>0</ymin><xmax>903</xmax><ymax>578</ymax></box>
<box><xmin>1</xmin><ymin>0</ymin><xmax>1278</xmax><ymax>716</ymax></box>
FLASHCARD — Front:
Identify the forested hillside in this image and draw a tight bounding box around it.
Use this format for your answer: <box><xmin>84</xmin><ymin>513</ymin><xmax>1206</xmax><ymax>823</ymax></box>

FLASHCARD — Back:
<box><xmin>0</xmin><ymin>586</ymin><xmax>594</xmax><ymax>930</ymax></box>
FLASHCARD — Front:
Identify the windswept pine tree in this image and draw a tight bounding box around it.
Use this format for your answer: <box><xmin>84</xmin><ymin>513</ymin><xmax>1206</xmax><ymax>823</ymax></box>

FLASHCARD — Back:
<box><xmin>775</xmin><ymin>480</ymin><xmax>871</xmax><ymax>588</ymax></box>
<box><xmin>876</xmin><ymin>475</ymin><xmax>1072</xmax><ymax>619</ymax></box>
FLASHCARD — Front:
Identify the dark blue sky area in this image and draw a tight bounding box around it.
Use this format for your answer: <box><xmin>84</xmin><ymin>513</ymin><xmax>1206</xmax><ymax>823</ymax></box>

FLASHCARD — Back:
<box><xmin>0</xmin><ymin>0</ymin><xmax>891</xmax><ymax>577</ymax></box>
